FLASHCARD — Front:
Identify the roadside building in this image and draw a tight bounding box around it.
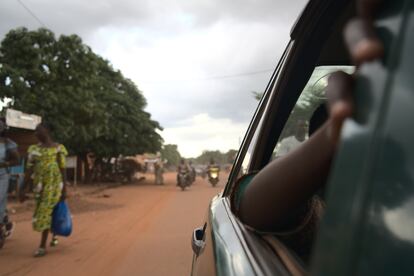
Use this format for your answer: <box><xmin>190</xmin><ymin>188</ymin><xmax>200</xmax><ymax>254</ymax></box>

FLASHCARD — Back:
<box><xmin>4</xmin><ymin>109</ymin><xmax>41</xmax><ymax>193</ymax></box>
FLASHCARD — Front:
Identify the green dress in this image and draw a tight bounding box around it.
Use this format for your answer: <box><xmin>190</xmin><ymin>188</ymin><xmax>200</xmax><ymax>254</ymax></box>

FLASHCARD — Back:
<box><xmin>27</xmin><ymin>144</ymin><xmax>68</xmax><ymax>232</ymax></box>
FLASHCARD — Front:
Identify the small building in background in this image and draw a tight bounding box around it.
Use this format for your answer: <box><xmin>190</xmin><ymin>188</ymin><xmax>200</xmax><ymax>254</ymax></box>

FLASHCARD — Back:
<box><xmin>4</xmin><ymin>109</ymin><xmax>41</xmax><ymax>193</ymax></box>
<box><xmin>5</xmin><ymin>108</ymin><xmax>41</xmax><ymax>157</ymax></box>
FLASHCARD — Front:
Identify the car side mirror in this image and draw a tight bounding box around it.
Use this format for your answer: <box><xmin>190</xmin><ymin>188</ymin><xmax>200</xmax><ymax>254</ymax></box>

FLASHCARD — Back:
<box><xmin>191</xmin><ymin>227</ymin><xmax>205</xmax><ymax>256</ymax></box>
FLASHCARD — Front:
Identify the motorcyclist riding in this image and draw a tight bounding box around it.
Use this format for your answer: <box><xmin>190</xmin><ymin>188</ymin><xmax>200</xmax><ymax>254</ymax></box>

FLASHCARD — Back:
<box><xmin>177</xmin><ymin>159</ymin><xmax>191</xmax><ymax>189</ymax></box>
<box><xmin>207</xmin><ymin>159</ymin><xmax>220</xmax><ymax>187</ymax></box>
<box><xmin>188</xmin><ymin>161</ymin><xmax>196</xmax><ymax>183</ymax></box>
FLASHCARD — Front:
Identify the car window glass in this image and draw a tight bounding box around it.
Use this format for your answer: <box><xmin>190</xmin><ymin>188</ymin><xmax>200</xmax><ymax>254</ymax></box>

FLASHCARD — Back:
<box><xmin>271</xmin><ymin>66</ymin><xmax>355</xmax><ymax>160</ymax></box>
<box><xmin>240</xmin><ymin>112</ymin><xmax>263</xmax><ymax>176</ymax></box>
<box><xmin>226</xmin><ymin>43</ymin><xmax>293</xmax><ymax>186</ymax></box>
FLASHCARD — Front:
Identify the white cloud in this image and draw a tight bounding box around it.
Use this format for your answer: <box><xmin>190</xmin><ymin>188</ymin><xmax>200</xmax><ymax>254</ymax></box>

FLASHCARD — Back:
<box><xmin>94</xmin><ymin>18</ymin><xmax>282</xmax><ymax>128</ymax></box>
<box><xmin>162</xmin><ymin>113</ymin><xmax>248</xmax><ymax>157</ymax></box>
<box><xmin>0</xmin><ymin>0</ymin><xmax>308</xmax><ymax>157</ymax></box>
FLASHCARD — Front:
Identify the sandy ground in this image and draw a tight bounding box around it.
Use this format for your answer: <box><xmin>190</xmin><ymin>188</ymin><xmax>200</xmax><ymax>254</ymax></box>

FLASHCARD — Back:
<box><xmin>0</xmin><ymin>172</ymin><xmax>223</xmax><ymax>276</ymax></box>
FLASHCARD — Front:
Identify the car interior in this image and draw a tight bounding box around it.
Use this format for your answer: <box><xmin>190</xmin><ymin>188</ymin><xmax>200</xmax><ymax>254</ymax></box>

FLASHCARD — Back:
<box><xmin>229</xmin><ymin>0</ymin><xmax>357</xmax><ymax>273</ymax></box>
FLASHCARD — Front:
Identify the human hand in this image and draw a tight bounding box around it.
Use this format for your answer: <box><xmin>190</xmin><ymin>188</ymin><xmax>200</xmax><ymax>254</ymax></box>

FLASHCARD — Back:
<box><xmin>345</xmin><ymin>0</ymin><xmax>384</xmax><ymax>65</ymax></box>
<box><xmin>325</xmin><ymin>0</ymin><xmax>384</xmax><ymax>146</ymax></box>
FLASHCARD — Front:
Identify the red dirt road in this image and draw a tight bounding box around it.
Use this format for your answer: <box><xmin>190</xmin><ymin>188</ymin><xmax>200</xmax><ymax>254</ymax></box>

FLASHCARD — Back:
<box><xmin>0</xmin><ymin>173</ymin><xmax>223</xmax><ymax>276</ymax></box>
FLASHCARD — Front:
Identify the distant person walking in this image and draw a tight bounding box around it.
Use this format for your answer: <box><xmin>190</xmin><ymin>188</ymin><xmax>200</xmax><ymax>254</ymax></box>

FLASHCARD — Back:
<box><xmin>154</xmin><ymin>155</ymin><xmax>164</xmax><ymax>185</ymax></box>
<box><xmin>21</xmin><ymin>123</ymin><xmax>68</xmax><ymax>257</ymax></box>
<box><xmin>0</xmin><ymin>120</ymin><xmax>20</xmax><ymax>249</ymax></box>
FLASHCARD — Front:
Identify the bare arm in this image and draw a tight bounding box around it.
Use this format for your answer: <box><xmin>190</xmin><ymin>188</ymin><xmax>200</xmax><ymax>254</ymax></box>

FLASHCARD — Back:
<box><xmin>239</xmin><ymin>122</ymin><xmax>336</xmax><ymax>231</ymax></box>
<box><xmin>60</xmin><ymin>167</ymin><xmax>67</xmax><ymax>200</ymax></box>
<box><xmin>238</xmin><ymin>0</ymin><xmax>384</xmax><ymax>232</ymax></box>
<box><xmin>0</xmin><ymin>148</ymin><xmax>20</xmax><ymax>168</ymax></box>
<box><xmin>57</xmin><ymin>147</ymin><xmax>68</xmax><ymax>200</ymax></box>
<box><xmin>20</xmin><ymin>167</ymin><xmax>33</xmax><ymax>202</ymax></box>
<box><xmin>238</xmin><ymin>68</ymin><xmax>362</xmax><ymax>231</ymax></box>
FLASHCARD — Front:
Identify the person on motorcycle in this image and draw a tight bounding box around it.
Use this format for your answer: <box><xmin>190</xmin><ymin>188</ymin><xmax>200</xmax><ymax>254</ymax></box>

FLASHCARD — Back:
<box><xmin>188</xmin><ymin>161</ymin><xmax>196</xmax><ymax>183</ymax></box>
<box><xmin>207</xmin><ymin>159</ymin><xmax>220</xmax><ymax>173</ymax></box>
<box><xmin>207</xmin><ymin>159</ymin><xmax>220</xmax><ymax>186</ymax></box>
<box><xmin>177</xmin><ymin>159</ymin><xmax>190</xmax><ymax>186</ymax></box>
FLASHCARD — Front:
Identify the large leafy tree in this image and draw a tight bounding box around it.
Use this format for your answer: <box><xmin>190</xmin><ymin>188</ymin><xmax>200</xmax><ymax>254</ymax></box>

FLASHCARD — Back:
<box><xmin>160</xmin><ymin>144</ymin><xmax>181</xmax><ymax>166</ymax></box>
<box><xmin>194</xmin><ymin>149</ymin><xmax>237</xmax><ymax>165</ymax></box>
<box><xmin>0</xmin><ymin>27</ymin><xmax>162</xmax><ymax>158</ymax></box>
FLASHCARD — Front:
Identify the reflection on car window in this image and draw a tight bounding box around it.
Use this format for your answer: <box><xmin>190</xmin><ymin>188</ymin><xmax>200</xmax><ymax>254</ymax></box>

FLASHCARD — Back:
<box><xmin>272</xmin><ymin>66</ymin><xmax>355</xmax><ymax>160</ymax></box>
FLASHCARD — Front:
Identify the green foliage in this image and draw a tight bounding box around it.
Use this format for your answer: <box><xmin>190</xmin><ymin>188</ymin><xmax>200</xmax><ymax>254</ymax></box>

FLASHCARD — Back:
<box><xmin>0</xmin><ymin>27</ymin><xmax>163</xmax><ymax>157</ymax></box>
<box><xmin>273</xmin><ymin>66</ymin><xmax>355</xmax><ymax>142</ymax></box>
<box><xmin>160</xmin><ymin>144</ymin><xmax>181</xmax><ymax>166</ymax></box>
<box><xmin>252</xmin><ymin>91</ymin><xmax>263</xmax><ymax>101</ymax></box>
<box><xmin>194</xmin><ymin>149</ymin><xmax>237</xmax><ymax>165</ymax></box>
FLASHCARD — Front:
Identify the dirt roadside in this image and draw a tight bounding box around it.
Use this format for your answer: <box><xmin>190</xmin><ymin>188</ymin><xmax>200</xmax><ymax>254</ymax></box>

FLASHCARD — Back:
<box><xmin>0</xmin><ymin>172</ymin><xmax>223</xmax><ymax>276</ymax></box>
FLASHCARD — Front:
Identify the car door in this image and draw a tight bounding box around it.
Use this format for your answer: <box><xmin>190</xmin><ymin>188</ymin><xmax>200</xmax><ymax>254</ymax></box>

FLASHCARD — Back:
<box><xmin>192</xmin><ymin>0</ymin><xmax>354</xmax><ymax>275</ymax></box>
<box><xmin>191</xmin><ymin>40</ymin><xmax>293</xmax><ymax>276</ymax></box>
<box><xmin>311</xmin><ymin>0</ymin><xmax>414</xmax><ymax>275</ymax></box>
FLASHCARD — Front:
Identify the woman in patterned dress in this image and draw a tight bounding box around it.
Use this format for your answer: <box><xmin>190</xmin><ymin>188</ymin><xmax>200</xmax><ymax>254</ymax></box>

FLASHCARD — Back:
<box><xmin>22</xmin><ymin>123</ymin><xmax>68</xmax><ymax>257</ymax></box>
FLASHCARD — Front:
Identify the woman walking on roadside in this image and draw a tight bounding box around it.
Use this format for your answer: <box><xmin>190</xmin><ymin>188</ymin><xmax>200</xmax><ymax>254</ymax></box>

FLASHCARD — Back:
<box><xmin>21</xmin><ymin>122</ymin><xmax>68</xmax><ymax>257</ymax></box>
<box><xmin>0</xmin><ymin>120</ymin><xmax>20</xmax><ymax>249</ymax></box>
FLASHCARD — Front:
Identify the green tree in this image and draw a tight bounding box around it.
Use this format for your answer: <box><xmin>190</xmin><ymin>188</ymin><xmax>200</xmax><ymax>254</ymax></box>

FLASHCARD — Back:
<box><xmin>194</xmin><ymin>149</ymin><xmax>237</xmax><ymax>165</ymax></box>
<box><xmin>160</xmin><ymin>144</ymin><xmax>181</xmax><ymax>166</ymax></box>
<box><xmin>0</xmin><ymin>27</ymin><xmax>162</xmax><ymax>159</ymax></box>
<box><xmin>225</xmin><ymin>149</ymin><xmax>238</xmax><ymax>163</ymax></box>
<box><xmin>252</xmin><ymin>69</ymin><xmax>329</xmax><ymax>141</ymax></box>
<box><xmin>252</xmin><ymin>91</ymin><xmax>263</xmax><ymax>101</ymax></box>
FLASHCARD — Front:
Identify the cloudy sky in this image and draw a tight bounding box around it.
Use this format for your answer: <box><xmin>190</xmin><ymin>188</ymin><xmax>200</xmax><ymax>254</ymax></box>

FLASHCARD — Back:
<box><xmin>1</xmin><ymin>0</ymin><xmax>307</xmax><ymax>157</ymax></box>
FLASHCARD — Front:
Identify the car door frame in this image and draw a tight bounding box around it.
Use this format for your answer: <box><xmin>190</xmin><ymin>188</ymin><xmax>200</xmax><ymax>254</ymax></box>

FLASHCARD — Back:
<box><xmin>191</xmin><ymin>41</ymin><xmax>294</xmax><ymax>276</ymax></box>
<box><xmin>193</xmin><ymin>0</ymin><xmax>355</xmax><ymax>275</ymax></box>
<box><xmin>311</xmin><ymin>1</ymin><xmax>414</xmax><ymax>275</ymax></box>
<box><xmin>217</xmin><ymin>0</ymin><xmax>354</xmax><ymax>273</ymax></box>
<box><xmin>224</xmin><ymin>0</ymin><xmax>353</xmax><ymax>195</ymax></box>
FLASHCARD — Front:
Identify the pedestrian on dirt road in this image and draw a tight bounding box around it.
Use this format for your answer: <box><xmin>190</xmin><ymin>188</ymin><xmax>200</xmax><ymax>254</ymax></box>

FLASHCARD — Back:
<box><xmin>0</xmin><ymin>120</ymin><xmax>20</xmax><ymax>249</ymax></box>
<box><xmin>20</xmin><ymin>122</ymin><xmax>68</xmax><ymax>257</ymax></box>
<box><xmin>154</xmin><ymin>158</ymin><xmax>164</xmax><ymax>185</ymax></box>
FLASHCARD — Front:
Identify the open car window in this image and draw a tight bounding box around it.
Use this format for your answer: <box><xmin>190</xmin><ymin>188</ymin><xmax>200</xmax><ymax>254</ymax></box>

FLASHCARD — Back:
<box><xmin>261</xmin><ymin>65</ymin><xmax>356</xmax><ymax>266</ymax></box>
<box><xmin>272</xmin><ymin>66</ymin><xmax>355</xmax><ymax>160</ymax></box>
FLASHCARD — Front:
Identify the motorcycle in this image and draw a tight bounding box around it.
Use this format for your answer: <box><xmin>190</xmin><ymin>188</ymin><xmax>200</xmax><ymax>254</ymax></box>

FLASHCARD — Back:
<box><xmin>177</xmin><ymin>171</ymin><xmax>191</xmax><ymax>191</ymax></box>
<box><xmin>208</xmin><ymin>167</ymin><xmax>220</xmax><ymax>187</ymax></box>
<box><xmin>189</xmin><ymin>167</ymin><xmax>196</xmax><ymax>184</ymax></box>
<box><xmin>200</xmin><ymin>170</ymin><xmax>207</xmax><ymax>179</ymax></box>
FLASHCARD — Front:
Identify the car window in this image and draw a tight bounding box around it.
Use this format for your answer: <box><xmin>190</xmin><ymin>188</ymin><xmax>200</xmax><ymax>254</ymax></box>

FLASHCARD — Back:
<box><xmin>238</xmin><ymin>93</ymin><xmax>269</xmax><ymax>178</ymax></box>
<box><xmin>224</xmin><ymin>43</ymin><xmax>293</xmax><ymax>190</ymax></box>
<box><xmin>240</xmin><ymin>123</ymin><xmax>259</xmax><ymax>175</ymax></box>
<box><xmin>271</xmin><ymin>66</ymin><xmax>355</xmax><ymax>160</ymax></box>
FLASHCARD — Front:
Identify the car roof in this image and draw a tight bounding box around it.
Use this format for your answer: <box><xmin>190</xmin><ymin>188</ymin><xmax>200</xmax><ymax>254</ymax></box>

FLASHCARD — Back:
<box><xmin>291</xmin><ymin>0</ymin><xmax>355</xmax><ymax>66</ymax></box>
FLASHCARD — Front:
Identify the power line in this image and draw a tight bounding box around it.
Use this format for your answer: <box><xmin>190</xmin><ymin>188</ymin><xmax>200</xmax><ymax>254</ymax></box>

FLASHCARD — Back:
<box><xmin>140</xmin><ymin>68</ymin><xmax>274</xmax><ymax>84</ymax></box>
<box><xmin>16</xmin><ymin>0</ymin><xmax>47</xmax><ymax>28</ymax></box>
<box><xmin>201</xmin><ymin>68</ymin><xmax>274</xmax><ymax>80</ymax></box>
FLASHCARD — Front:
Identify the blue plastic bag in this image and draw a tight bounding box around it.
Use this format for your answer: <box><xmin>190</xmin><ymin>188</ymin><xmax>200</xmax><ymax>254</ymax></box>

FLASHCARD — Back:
<box><xmin>51</xmin><ymin>201</ymin><xmax>72</xmax><ymax>237</ymax></box>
